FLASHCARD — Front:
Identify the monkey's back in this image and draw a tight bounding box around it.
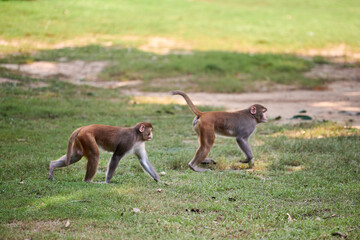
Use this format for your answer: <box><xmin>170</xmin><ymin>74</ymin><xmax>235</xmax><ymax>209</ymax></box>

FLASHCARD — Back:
<box><xmin>77</xmin><ymin>125</ymin><xmax>135</xmax><ymax>152</ymax></box>
<box><xmin>196</xmin><ymin>111</ymin><xmax>257</xmax><ymax>137</ymax></box>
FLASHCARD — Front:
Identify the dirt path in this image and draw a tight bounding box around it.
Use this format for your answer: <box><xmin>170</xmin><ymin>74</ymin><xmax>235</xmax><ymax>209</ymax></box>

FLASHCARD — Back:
<box><xmin>125</xmin><ymin>81</ymin><xmax>360</xmax><ymax>127</ymax></box>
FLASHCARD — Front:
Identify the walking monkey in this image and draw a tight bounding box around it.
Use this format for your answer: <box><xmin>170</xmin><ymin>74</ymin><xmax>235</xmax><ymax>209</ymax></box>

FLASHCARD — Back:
<box><xmin>48</xmin><ymin>122</ymin><xmax>160</xmax><ymax>183</ymax></box>
<box><xmin>171</xmin><ymin>90</ymin><xmax>267</xmax><ymax>172</ymax></box>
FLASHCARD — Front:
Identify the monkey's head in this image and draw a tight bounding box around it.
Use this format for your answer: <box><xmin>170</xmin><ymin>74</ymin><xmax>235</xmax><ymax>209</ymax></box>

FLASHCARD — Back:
<box><xmin>250</xmin><ymin>104</ymin><xmax>268</xmax><ymax>123</ymax></box>
<box><xmin>138</xmin><ymin>122</ymin><xmax>153</xmax><ymax>141</ymax></box>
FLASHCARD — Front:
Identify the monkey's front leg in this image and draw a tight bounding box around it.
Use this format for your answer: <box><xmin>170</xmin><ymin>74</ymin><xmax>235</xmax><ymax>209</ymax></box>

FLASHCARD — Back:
<box><xmin>135</xmin><ymin>148</ymin><xmax>160</xmax><ymax>182</ymax></box>
<box><xmin>236</xmin><ymin>137</ymin><xmax>254</xmax><ymax>166</ymax></box>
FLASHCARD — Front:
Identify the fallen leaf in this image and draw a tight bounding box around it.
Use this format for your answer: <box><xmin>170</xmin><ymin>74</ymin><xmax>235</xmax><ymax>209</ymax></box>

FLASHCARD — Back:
<box><xmin>287</xmin><ymin>213</ymin><xmax>295</xmax><ymax>221</ymax></box>
<box><xmin>65</xmin><ymin>220</ymin><xmax>70</xmax><ymax>228</ymax></box>
<box><xmin>17</xmin><ymin>138</ymin><xmax>26</xmax><ymax>142</ymax></box>
<box><xmin>157</xmin><ymin>188</ymin><xmax>162</xmax><ymax>193</ymax></box>
<box><xmin>133</xmin><ymin>208</ymin><xmax>141</xmax><ymax>213</ymax></box>
<box><xmin>291</xmin><ymin>115</ymin><xmax>312</xmax><ymax>120</ymax></box>
<box><xmin>160</xmin><ymin>171</ymin><xmax>166</xmax><ymax>175</ymax></box>
<box><xmin>331</xmin><ymin>232</ymin><xmax>347</xmax><ymax>238</ymax></box>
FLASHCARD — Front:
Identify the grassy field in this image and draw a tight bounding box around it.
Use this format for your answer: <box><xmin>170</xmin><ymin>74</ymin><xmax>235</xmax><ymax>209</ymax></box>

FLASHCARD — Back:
<box><xmin>0</xmin><ymin>71</ymin><xmax>359</xmax><ymax>239</ymax></box>
<box><xmin>0</xmin><ymin>0</ymin><xmax>359</xmax><ymax>54</ymax></box>
<box><xmin>0</xmin><ymin>0</ymin><xmax>359</xmax><ymax>239</ymax></box>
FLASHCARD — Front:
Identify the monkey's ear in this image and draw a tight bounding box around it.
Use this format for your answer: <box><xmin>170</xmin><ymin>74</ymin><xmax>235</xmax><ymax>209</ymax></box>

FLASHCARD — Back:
<box><xmin>139</xmin><ymin>124</ymin><xmax>145</xmax><ymax>133</ymax></box>
<box><xmin>250</xmin><ymin>106</ymin><xmax>257</xmax><ymax>115</ymax></box>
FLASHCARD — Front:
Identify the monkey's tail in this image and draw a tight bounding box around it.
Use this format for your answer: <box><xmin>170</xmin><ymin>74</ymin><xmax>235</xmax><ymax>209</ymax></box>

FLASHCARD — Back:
<box><xmin>171</xmin><ymin>90</ymin><xmax>202</xmax><ymax>117</ymax></box>
<box><xmin>65</xmin><ymin>127</ymin><xmax>82</xmax><ymax>166</ymax></box>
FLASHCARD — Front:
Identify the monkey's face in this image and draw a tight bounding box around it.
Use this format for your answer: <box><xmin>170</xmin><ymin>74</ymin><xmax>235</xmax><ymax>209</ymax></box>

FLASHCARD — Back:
<box><xmin>139</xmin><ymin>123</ymin><xmax>153</xmax><ymax>141</ymax></box>
<box><xmin>250</xmin><ymin>104</ymin><xmax>268</xmax><ymax>123</ymax></box>
<box><xmin>143</xmin><ymin>127</ymin><xmax>153</xmax><ymax>141</ymax></box>
<box><xmin>259</xmin><ymin>108</ymin><xmax>267</xmax><ymax>122</ymax></box>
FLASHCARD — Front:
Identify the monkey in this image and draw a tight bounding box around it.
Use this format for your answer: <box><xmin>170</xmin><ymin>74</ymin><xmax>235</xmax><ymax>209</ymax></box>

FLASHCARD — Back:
<box><xmin>171</xmin><ymin>90</ymin><xmax>267</xmax><ymax>172</ymax></box>
<box><xmin>48</xmin><ymin>122</ymin><xmax>160</xmax><ymax>183</ymax></box>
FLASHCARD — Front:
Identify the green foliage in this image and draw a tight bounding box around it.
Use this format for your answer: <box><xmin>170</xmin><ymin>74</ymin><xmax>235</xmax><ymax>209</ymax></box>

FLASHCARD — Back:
<box><xmin>0</xmin><ymin>73</ymin><xmax>359</xmax><ymax>239</ymax></box>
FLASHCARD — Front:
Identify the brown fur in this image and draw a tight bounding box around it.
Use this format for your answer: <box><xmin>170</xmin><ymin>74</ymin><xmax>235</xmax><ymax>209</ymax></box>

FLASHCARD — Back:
<box><xmin>48</xmin><ymin>122</ymin><xmax>160</xmax><ymax>183</ymax></box>
<box><xmin>171</xmin><ymin>90</ymin><xmax>267</xmax><ymax>171</ymax></box>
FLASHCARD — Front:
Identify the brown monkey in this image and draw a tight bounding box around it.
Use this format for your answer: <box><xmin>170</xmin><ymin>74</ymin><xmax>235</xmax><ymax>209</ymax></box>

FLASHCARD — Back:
<box><xmin>48</xmin><ymin>122</ymin><xmax>160</xmax><ymax>183</ymax></box>
<box><xmin>171</xmin><ymin>90</ymin><xmax>267</xmax><ymax>172</ymax></box>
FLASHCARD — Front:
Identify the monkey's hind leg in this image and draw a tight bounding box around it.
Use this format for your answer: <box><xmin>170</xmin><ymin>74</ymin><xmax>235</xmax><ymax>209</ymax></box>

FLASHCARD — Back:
<box><xmin>189</xmin><ymin>129</ymin><xmax>215</xmax><ymax>172</ymax></box>
<box><xmin>48</xmin><ymin>153</ymin><xmax>82</xmax><ymax>180</ymax></box>
<box><xmin>83</xmin><ymin>155</ymin><xmax>99</xmax><ymax>182</ymax></box>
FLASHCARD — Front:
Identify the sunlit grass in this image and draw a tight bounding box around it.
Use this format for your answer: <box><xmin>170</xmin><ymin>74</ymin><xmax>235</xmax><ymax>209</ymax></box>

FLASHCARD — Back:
<box><xmin>1</xmin><ymin>0</ymin><xmax>359</xmax><ymax>55</ymax></box>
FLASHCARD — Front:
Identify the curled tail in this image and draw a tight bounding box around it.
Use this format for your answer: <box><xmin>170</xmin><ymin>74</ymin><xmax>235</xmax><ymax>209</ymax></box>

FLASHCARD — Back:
<box><xmin>65</xmin><ymin>128</ymin><xmax>81</xmax><ymax>166</ymax></box>
<box><xmin>171</xmin><ymin>90</ymin><xmax>202</xmax><ymax>117</ymax></box>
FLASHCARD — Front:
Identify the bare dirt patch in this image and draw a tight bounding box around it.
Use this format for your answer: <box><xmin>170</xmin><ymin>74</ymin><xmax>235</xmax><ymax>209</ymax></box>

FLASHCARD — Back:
<box><xmin>0</xmin><ymin>77</ymin><xmax>19</xmax><ymax>84</ymax></box>
<box><xmin>0</xmin><ymin>60</ymin><xmax>141</xmax><ymax>89</ymax></box>
<box><xmin>139</xmin><ymin>37</ymin><xmax>192</xmax><ymax>55</ymax></box>
<box><xmin>125</xmin><ymin>80</ymin><xmax>360</xmax><ymax>127</ymax></box>
<box><xmin>304</xmin><ymin>64</ymin><xmax>360</xmax><ymax>80</ymax></box>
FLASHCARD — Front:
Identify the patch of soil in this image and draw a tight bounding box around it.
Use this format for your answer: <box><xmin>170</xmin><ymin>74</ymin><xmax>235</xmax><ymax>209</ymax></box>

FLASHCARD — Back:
<box><xmin>124</xmin><ymin>80</ymin><xmax>360</xmax><ymax>127</ymax></box>
<box><xmin>0</xmin><ymin>60</ymin><xmax>141</xmax><ymax>89</ymax></box>
<box><xmin>0</xmin><ymin>77</ymin><xmax>19</xmax><ymax>84</ymax></box>
<box><xmin>139</xmin><ymin>36</ymin><xmax>192</xmax><ymax>55</ymax></box>
<box><xmin>149</xmin><ymin>75</ymin><xmax>194</xmax><ymax>89</ymax></box>
<box><xmin>304</xmin><ymin>64</ymin><xmax>360</xmax><ymax>80</ymax></box>
<box><xmin>1</xmin><ymin>61</ymin><xmax>108</xmax><ymax>81</ymax></box>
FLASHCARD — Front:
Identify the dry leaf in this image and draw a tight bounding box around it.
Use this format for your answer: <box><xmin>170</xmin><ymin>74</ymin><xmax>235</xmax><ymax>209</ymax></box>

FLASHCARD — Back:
<box><xmin>331</xmin><ymin>232</ymin><xmax>347</xmax><ymax>238</ymax></box>
<box><xmin>157</xmin><ymin>188</ymin><xmax>162</xmax><ymax>193</ymax></box>
<box><xmin>287</xmin><ymin>213</ymin><xmax>295</xmax><ymax>221</ymax></box>
<box><xmin>160</xmin><ymin>171</ymin><xmax>166</xmax><ymax>176</ymax></box>
<box><xmin>65</xmin><ymin>220</ymin><xmax>70</xmax><ymax>228</ymax></box>
<box><xmin>133</xmin><ymin>208</ymin><xmax>141</xmax><ymax>213</ymax></box>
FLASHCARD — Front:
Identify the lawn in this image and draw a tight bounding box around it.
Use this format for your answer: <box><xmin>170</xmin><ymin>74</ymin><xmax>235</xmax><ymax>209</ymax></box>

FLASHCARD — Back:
<box><xmin>0</xmin><ymin>0</ymin><xmax>359</xmax><ymax>239</ymax></box>
<box><xmin>0</xmin><ymin>0</ymin><xmax>359</xmax><ymax>54</ymax></box>
<box><xmin>0</xmin><ymin>74</ymin><xmax>359</xmax><ymax>239</ymax></box>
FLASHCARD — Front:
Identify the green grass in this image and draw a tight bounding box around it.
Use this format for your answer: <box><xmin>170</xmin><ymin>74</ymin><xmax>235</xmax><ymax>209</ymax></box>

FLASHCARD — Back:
<box><xmin>0</xmin><ymin>1</ymin><xmax>359</xmax><ymax>238</ymax></box>
<box><xmin>0</xmin><ymin>45</ymin><xmax>325</xmax><ymax>92</ymax></box>
<box><xmin>0</xmin><ymin>0</ymin><xmax>359</xmax><ymax>54</ymax></box>
<box><xmin>0</xmin><ymin>71</ymin><xmax>359</xmax><ymax>239</ymax></box>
